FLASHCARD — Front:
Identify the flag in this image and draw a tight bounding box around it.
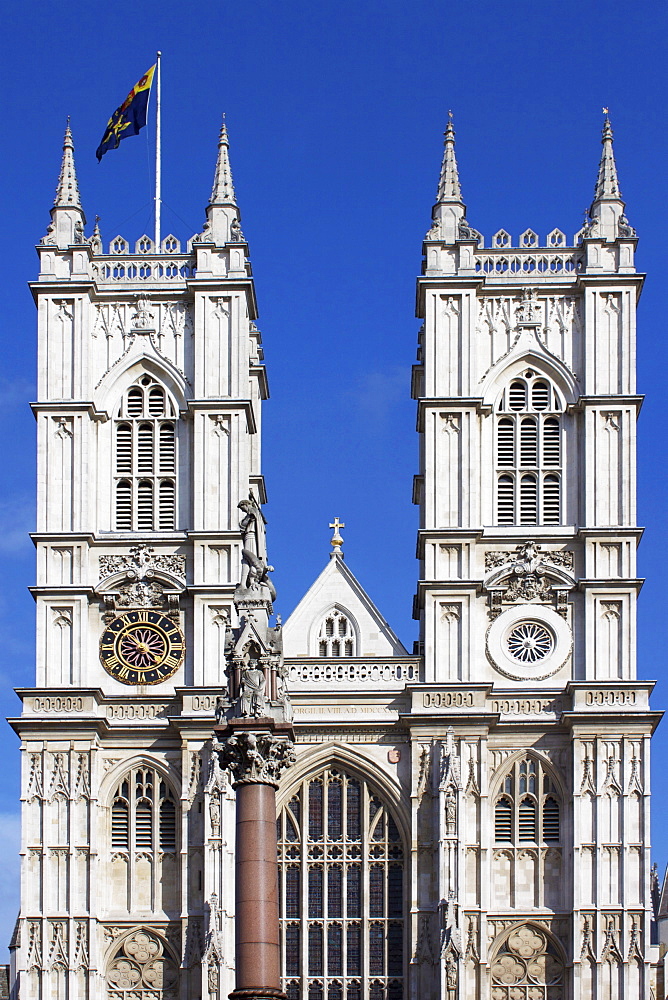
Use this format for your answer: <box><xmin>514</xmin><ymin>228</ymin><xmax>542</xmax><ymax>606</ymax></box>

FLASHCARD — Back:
<box><xmin>96</xmin><ymin>65</ymin><xmax>156</xmax><ymax>161</ymax></box>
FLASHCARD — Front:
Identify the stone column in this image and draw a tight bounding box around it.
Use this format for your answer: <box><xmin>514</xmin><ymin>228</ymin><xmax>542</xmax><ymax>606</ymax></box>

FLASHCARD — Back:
<box><xmin>214</xmin><ymin>719</ymin><xmax>295</xmax><ymax>1000</ymax></box>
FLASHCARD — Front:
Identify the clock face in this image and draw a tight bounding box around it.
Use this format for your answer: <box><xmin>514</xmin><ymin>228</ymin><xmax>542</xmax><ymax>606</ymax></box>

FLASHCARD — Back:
<box><xmin>100</xmin><ymin>610</ymin><xmax>185</xmax><ymax>685</ymax></box>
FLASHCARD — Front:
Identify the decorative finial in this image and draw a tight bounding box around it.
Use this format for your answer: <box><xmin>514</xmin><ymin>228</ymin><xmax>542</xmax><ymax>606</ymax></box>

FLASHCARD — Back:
<box><xmin>209</xmin><ymin>113</ymin><xmax>236</xmax><ymax>206</ymax></box>
<box><xmin>437</xmin><ymin>113</ymin><xmax>463</xmax><ymax>203</ymax></box>
<box><xmin>602</xmin><ymin>107</ymin><xmax>609</xmax><ymax>117</ymax></box>
<box><xmin>448</xmin><ymin>109</ymin><xmax>453</xmax><ymax>121</ymax></box>
<box><xmin>329</xmin><ymin>517</ymin><xmax>345</xmax><ymax>558</ymax></box>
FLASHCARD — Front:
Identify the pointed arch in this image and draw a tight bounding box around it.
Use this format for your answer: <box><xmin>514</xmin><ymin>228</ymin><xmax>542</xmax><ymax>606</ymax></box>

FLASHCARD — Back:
<box><xmin>480</xmin><ymin>332</ymin><xmax>579</xmax><ymax>409</ymax></box>
<box><xmin>309</xmin><ymin>604</ymin><xmax>360</xmax><ymax>657</ymax></box>
<box><xmin>277</xmin><ymin>749</ymin><xmax>407</xmax><ymax>1000</ymax></box>
<box><xmin>95</xmin><ymin>354</ymin><xmax>188</xmax><ymax>415</ymax></box>
<box><xmin>490</xmin><ymin>748</ymin><xmax>566</xmax><ymax>802</ymax></box>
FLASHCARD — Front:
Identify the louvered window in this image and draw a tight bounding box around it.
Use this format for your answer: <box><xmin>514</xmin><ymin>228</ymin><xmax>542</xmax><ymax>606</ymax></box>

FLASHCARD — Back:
<box><xmin>111</xmin><ymin>801</ymin><xmax>129</xmax><ymax>849</ymax></box>
<box><xmin>518</xmin><ymin>798</ymin><xmax>537</xmax><ymax>840</ymax></box>
<box><xmin>494</xmin><ymin>757</ymin><xmax>560</xmax><ymax>847</ymax></box>
<box><xmin>110</xmin><ymin>768</ymin><xmax>178</xmax><ymax>851</ymax></box>
<box><xmin>495</xmin><ymin>372</ymin><xmax>564</xmax><ymax>524</ymax></box>
<box><xmin>317</xmin><ymin>610</ymin><xmax>357</xmax><ymax>657</ymax></box>
<box><xmin>495</xmin><ymin>797</ymin><xmax>512</xmax><ymax>841</ymax></box>
<box><xmin>279</xmin><ymin>767</ymin><xmax>404</xmax><ymax>1000</ymax></box>
<box><xmin>113</xmin><ymin>375</ymin><xmax>179</xmax><ymax>531</ymax></box>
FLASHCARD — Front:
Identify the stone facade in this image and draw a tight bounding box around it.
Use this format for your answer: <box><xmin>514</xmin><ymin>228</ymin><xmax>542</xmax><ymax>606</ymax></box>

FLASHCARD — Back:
<box><xmin>10</xmin><ymin>113</ymin><xmax>662</xmax><ymax>1000</ymax></box>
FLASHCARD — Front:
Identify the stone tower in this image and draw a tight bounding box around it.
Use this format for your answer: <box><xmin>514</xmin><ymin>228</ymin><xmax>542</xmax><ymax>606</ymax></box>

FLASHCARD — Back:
<box><xmin>411</xmin><ymin>113</ymin><xmax>659</xmax><ymax>997</ymax></box>
<box><xmin>12</xmin><ymin>119</ymin><xmax>267</xmax><ymax>1000</ymax></box>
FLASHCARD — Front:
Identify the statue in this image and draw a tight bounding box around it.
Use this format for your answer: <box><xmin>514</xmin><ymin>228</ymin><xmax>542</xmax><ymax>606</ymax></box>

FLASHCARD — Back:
<box><xmin>207</xmin><ymin>962</ymin><xmax>219</xmax><ymax>998</ymax></box>
<box><xmin>209</xmin><ymin>794</ymin><xmax>221</xmax><ymax>837</ymax></box>
<box><xmin>458</xmin><ymin>218</ymin><xmax>480</xmax><ymax>242</ymax></box>
<box><xmin>445</xmin><ymin>951</ymin><xmax>458</xmax><ymax>996</ymax></box>
<box><xmin>238</xmin><ymin>494</ymin><xmax>276</xmax><ymax>600</ymax></box>
<box><xmin>40</xmin><ymin>220</ymin><xmax>57</xmax><ymax>246</ymax></box>
<box><xmin>445</xmin><ymin>787</ymin><xmax>457</xmax><ymax>835</ymax></box>
<box><xmin>276</xmin><ymin>660</ymin><xmax>293</xmax><ymax>723</ymax></box>
<box><xmin>240</xmin><ymin>659</ymin><xmax>266</xmax><ymax>717</ymax></box>
<box><xmin>618</xmin><ymin>213</ymin><xmax>636</xmax><ymax>238</ymax></box>
<box><xmin>214</xmin><ymin>696</ymin><xmax>226</xmax><ymax>725</ymax></box>
<box><xmin>73</xmin><ymin>219</ymin><xmax>85</xmax><ymax>245</ymax></box>
<box><xmin>230</xmin><ymin>218</ymin><xmax>244</xmax><ymax>242</ymax></box>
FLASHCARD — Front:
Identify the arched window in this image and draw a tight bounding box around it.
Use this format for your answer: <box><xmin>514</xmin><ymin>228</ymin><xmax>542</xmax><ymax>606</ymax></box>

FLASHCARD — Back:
<box><xmin>278</xmin><ymin>766</ymin><xmax>404</xmax><ymax>1000</ymax></box>
<box><xmin>108</xmin><ymin>765</ymin><xmax>179</xmax><ymax>914</ymax></box>
<box><xmin>493</xmin><ymin>757</ymin><xmax>560</xmax><ymax>846</ymax></box>
<box><xmin>317</xmin><ymin>610</ymin><xmax>356</xmax><ymax>657</ymax></box>
<box><xmin>113</xmin><ymin>375</ymin><xmax>179</xmax><ymax>531</ymax></box>
<box><xmin>490</xmin><ymin>925</ymin><xmax>564</xmax><ymax>998</ymax></box>
<box><xmin>107</xmin><ymin>929</ymin><xmax>179</xmax><ymax>1000</ymax></box>
<box><xmin>495</xmin><ymin>372</ymin><xmax>563</xmax><ymax>525</ymax></box>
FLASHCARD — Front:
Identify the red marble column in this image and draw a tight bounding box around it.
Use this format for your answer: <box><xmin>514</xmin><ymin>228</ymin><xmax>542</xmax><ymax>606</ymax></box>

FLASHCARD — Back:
<box><xmin>234</xmin><ymin>782</ymin><xmax>281</xmax><ymax>995</ymax></box>
<box><xmin>216</xmin><ymin>720</ymin><xmax>295</xmax><ymax>1000</ymax></box>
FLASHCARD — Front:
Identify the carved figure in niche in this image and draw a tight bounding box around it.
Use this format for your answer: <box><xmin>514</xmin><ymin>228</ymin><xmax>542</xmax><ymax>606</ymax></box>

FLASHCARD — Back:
<box><xmin>240</xmin><ymin>659</ymin><xmax>266</xmax><ymax>717</ymax></box>
<box><xmin>74</xmin><ymin>219</ymin><xmax>85</xmax><ymax>245</ymax></box>
<box><xmin>214</xmin><ymin>696</ymin><xmax>226</xmax><ymax>725</ymax></box>
<box><xmin>276</xmin><ymin>661</ymin><xmax>293</xmax><ymax>723</ymax></box>
<box><xmin>445</xmin><ymin>951</ymin><xmax>458</xmax><ymax>997</ymax></box>
<box><xmin>209</xmin><ymin>794</ymin><xmax>221</xmax><ymax>837</ymax></box>
<box><xmin>238</xmin><ymin>494</ymin><xmax>276</xmax><ymax>600</ymax></box>
<box><xmin>230</xmin><ymin>218</ymin><xmax>244</xmax><ymax>242</ymax></box>
<box><xmin>207</xmin><ymin>962</ymin><xmax>219</xmax><ymax>997</ymax></box>
<box><xmin>445</xmin><ymin>786</ymin><xmax>457</xmax><ymax>835</ymax></box>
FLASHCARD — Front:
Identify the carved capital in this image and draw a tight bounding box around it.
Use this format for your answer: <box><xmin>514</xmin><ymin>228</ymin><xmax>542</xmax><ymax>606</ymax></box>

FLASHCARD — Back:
<box><xmin>214</xmin><ymin>732</ymin><xmax>295</xmax><ymax>789</ymax></box>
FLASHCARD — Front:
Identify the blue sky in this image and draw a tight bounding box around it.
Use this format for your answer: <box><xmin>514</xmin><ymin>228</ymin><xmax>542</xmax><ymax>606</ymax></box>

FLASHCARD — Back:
<box><xmin>1</xmin><ymin>0</ymin><xmax>667</xmax><ymax>952</ymax></box>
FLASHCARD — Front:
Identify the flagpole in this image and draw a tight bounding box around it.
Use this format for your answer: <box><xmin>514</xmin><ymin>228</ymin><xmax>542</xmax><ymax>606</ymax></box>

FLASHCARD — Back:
<box><xmin>155</xmin><ymin>50</ymin><xmax>162</xmax><ymax>248</ymax></box>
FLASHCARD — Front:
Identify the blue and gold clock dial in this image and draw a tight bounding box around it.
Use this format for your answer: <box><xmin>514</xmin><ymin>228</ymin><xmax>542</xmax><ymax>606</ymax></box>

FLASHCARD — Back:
<box><xmin>100</xmin><ymin>610</ymin><xmax>185</xmax><ymax>685</ymax></box>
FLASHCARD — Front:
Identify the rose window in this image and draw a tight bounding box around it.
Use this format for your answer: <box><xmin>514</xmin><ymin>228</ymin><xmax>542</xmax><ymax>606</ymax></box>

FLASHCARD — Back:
<box><xmin>491</xmin><ymin>926</ymin><xmax>564</xmax><ymax>999</ymax></box>
<box><xmin>506</xmin><ymin>622</ymin><xmax>553</xmax><ymax>663</ymax></box>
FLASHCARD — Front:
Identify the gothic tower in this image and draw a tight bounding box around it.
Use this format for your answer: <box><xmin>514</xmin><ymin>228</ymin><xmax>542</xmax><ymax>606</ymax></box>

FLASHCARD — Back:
<box><xmin>412</xmin><ymin>114</ymin><xmax>659</xmax><ymax>997</ymax></box>
<box><xmin>12</xmin><ymin>119</ymin><xmax>266</xmax><ymax>1000</ymax></box>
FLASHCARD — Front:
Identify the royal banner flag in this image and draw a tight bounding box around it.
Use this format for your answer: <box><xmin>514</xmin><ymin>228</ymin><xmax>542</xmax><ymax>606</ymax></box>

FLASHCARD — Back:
<box><xmin>96</xmin><ymin>65</ymin><xmax>156</xmax><ymax>161</ymax></box>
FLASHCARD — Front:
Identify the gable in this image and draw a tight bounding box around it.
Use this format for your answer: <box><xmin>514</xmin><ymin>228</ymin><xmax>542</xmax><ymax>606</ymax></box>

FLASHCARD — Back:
<box><xmin>282</xmin><ymin>556</ymin><xmax>407</xmax><ymax>657</ymax></box>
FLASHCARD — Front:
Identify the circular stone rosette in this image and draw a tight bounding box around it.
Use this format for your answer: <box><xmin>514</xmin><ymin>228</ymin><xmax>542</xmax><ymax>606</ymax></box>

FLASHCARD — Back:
<box><xmin>486</xmin><ymin>604</ymin><xmax>572</xmax><ymax>681</ymax></box>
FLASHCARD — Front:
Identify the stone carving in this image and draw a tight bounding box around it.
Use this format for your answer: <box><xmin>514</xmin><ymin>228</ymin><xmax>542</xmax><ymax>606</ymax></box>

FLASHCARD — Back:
<box><xmin>618</xmin><ymin>213</ymin><xmax>636</xmax><ymax>238</ymax></box>
<box><xmin>27</xmin><ymin>921</ymin><xmax>42</xmax><ymax>970</ymax></box>
<box><xmin>100</xmin><ymin>544</ymin><xmax>186</xmax><ymax>583</ymax></box>
<box><xmin>40</xmin><ymin>220</ymin><xmax>57</xmax><ymax>246</ymax></box>
<box><xmin>48</xmin><ymin>921</ymin><xmax>68</xmax><ymax>968</ymax></box>
<box><xmin>484</xmin><ymin>541</ymin><xmax>574</xmax><ymax>618</ymax></box>
<box><xmin>445</xmin><ymin>787</ymin><xmax>457</xmax><ymax>836</ymax></box>
<box><xmin>425</xmin><ymin>219</ymin><xmax>442</xmax><ymax>241</ymax></box>
<box><xmin>116</xmin><ymin>581</ymin><xmax>165</xmax><ymax>608</ymax></box>
<box><xmin>237</xmin><ymin>493</ymin><xmax>276</xmax><ymax>602</ymax></box>
<box><xmin>131</xmin><ymin>296</ymin><xmax>155</xmax><ymax>330</ymax></box>
<box><xmin>207</xmin><ymin>961</ymin><xmax>219</xmax><ymax>997</ymax></box>
<box><xmin>214</xmin><ymin>732</ymin><xmax>295</xmax><ymax>789</ymax></box>
<box><xmin>276</xmin><ymin>660</ymin><xmax>293</xmax><ymax>723</ymax></box>
<box><xmin>209</xmin><ymin>793</ymin><xmax>221</xmax><ymax>837</ymax></box>
<box><xmin>229</xmin><ymin>218</ymin><xmax>245</xmax><ymax>242</ymax></box>
<box><xmin>444</xmin><ymin>949</ymin><xmax>458</xmax><ymax>998</ymax></box>
<box><xmin>73</xmin><ymin>922</ymin><xmax>88</xmax><ymax>970</ymax></box>
<box><xmin>48</xmin><ymin>752</ymin><xmax>70</xmax><ymax>801</ymax></box>
<box><xmin>458</xmin><ymin>218</ymin><xmax>481</xmax><ymax>242</ymax></box>
<box><xmin>74</xmin><ymin>753</ymin><xmax>90</xmax><ymax>801</ymax></box>
<box><xmin>183</xmin><ymin>917</ymin><xmax>204</xmax><ymax>969</ymax></box>
<box><xmin>516</xmin><ymin>287</ymin><xmax>541</xmax><ymax>326</ymax></box>
<box><xmin>27</xmin><ymin>753</ymin><xmax>44</xmax><ymax>801</ymax></box>
<box><xmin>239</xmin><ymin>659</ymin><xmax>267</xmax><ymax>717</ymax></box>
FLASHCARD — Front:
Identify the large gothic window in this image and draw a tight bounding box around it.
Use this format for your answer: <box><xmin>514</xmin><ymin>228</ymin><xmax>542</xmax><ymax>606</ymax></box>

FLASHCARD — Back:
<box><xmin>109</xmin><ymin>765</ymin><xmax>179</xmax><ymax>914</ymax></box>
<box><xmin>278</xmin><ymin>766</ymin><xmax>404</xmax><ymax>1000</ymax></box>
<box><xmin>490</xmin><ymin>925</ymin><xmax>564</xmax><ymax>999</ymax></box>
<box><xmin>107</xmin><ymin>929</ymin><xmax>179</xmax><ymax>1000</ymax></box>
<box><xmin>494</xmin><ymin>758</ymin><xmax>560</xmax><ymax>846</ymax></box>
<box><xmin>114</xmin><ymin>375</ymin><xmax>178</xmax><ymax>531</ymax></box>
<box><xmin>317</xmin><ymin>610</ymin><xmax>356</xmax><ymax>657</ymax></box>
<box><xmin>495</xmin><ymin>373</ymin><xmax>562</xmax><ymax>525</ymax></box>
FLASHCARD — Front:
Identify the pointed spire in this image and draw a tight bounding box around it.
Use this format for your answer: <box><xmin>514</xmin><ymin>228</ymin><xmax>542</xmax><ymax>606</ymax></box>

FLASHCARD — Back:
<box><xmin>588</xmin><ymin>109</ymin><xmax>627</xmax><ymax>242</ymax></box>
<box><xmin>41</xmin><ymin>119</ymin><xmax>86</xmax><ymax>249</ymax></box>
<box><xmin>429</xmin><ymin>112</ymin><xmax>468</xmax><ymax>245</ymax></box>
<box><xmin>54</xmin><ymin>118</ymin><xmax>82</xmax><ymax>210</ymax></box>
<box><xmin>437</xmin><ymin>112</ymin><xmax>463</xmax><ymax>203</ymax></box>
<box><xmin>592</xmin><ymin>111</ymin><xmax>622</xmax><ymax>203</ymax></box>
<box><xmin>209</xmin><ymin>115</ymin><xmax>237</xmax><ymax>206</ymax></box>
<box><xmin>199</xmin><ymin>115</ymin><xmax>241</xmax><ymax>246</ymax></box>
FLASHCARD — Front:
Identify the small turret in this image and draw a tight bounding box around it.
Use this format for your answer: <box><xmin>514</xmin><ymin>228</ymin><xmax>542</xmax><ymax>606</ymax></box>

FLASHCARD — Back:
<box><xmin>429</xmin><ymin>113</ymin><xmax>468</xmax><ymax>244</ymax></box>
<box><xmin>43</xmin><ymin>120</ymin><xmax>86</xmax><ymax>249</ymax></box>
<box><xmin>201</xmin><ymin>116</ymin><xmax>243</xmax><ymax>245</ymax></box>
<box><xmin>588</xmin><ymin>111</ymin><xmax>630</xmax><ymax>242</ymax></box>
